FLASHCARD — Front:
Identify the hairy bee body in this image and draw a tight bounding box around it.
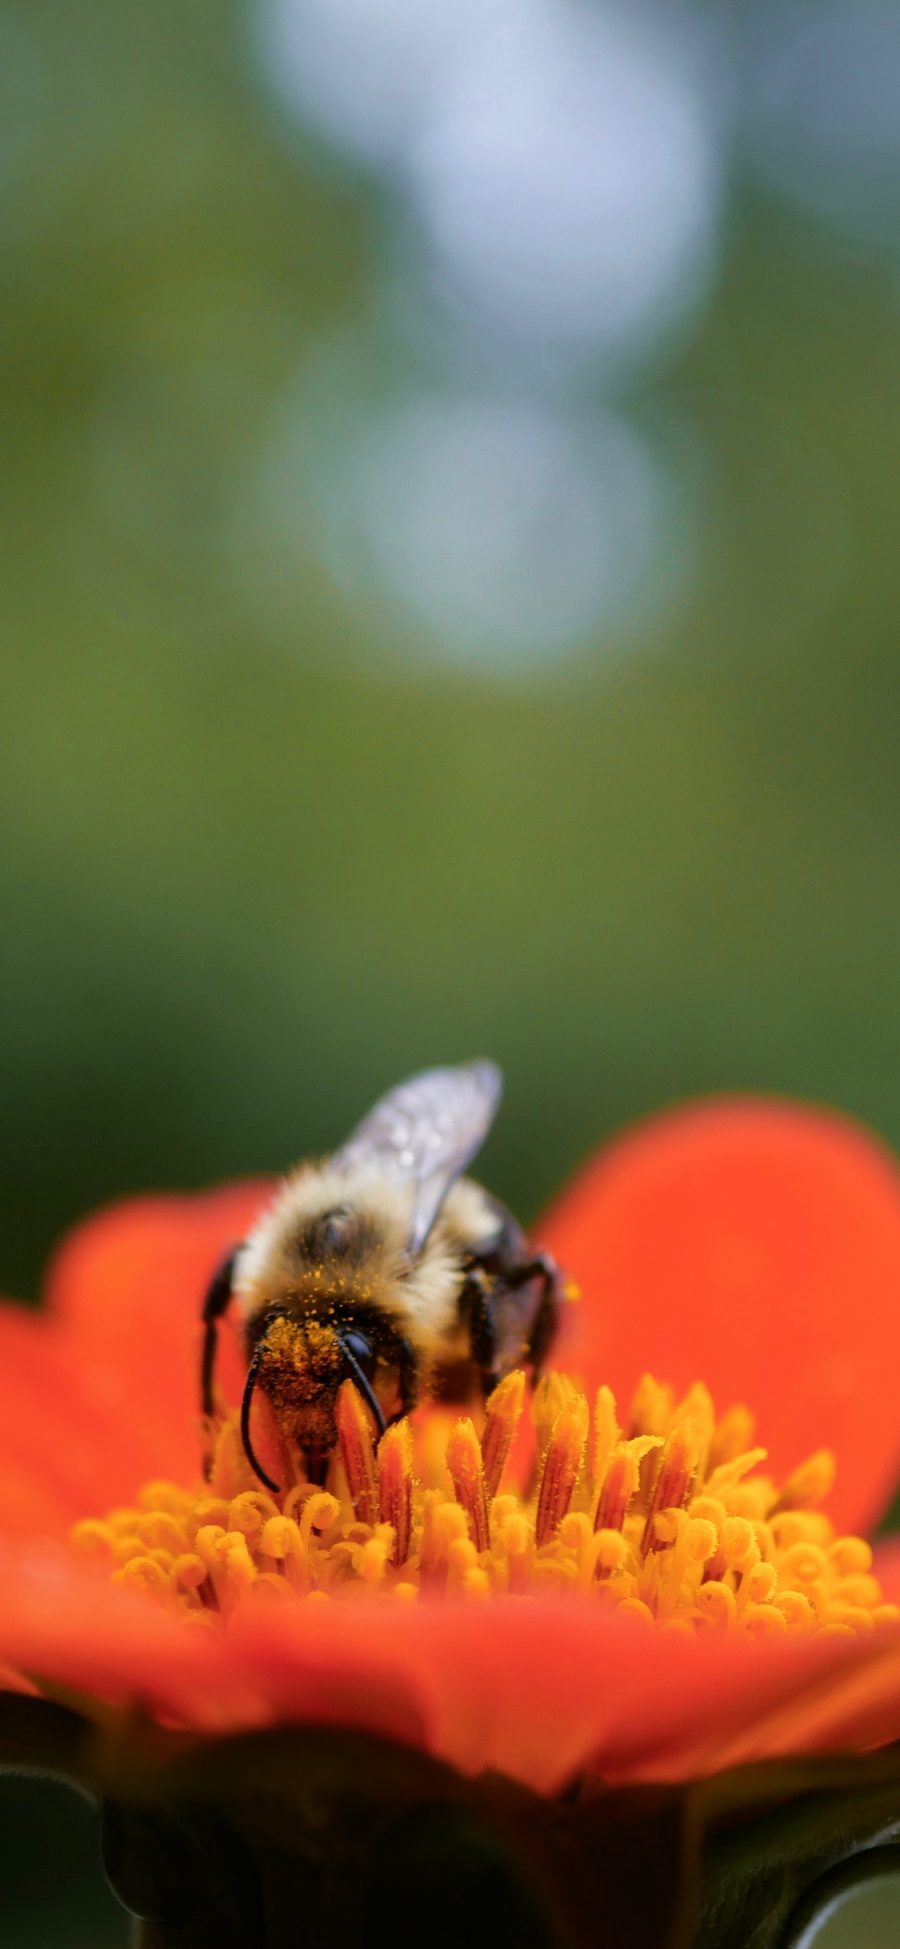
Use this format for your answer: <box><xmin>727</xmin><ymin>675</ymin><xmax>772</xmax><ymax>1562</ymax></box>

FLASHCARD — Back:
<box><xmin>201</xmin><ymin>1063</ymin><xmax>563</xmax><ymax>1491</ymax></box>
<box><xmin>235</xmin><ymin>1167</ymin><xmax>520</xmax><ymax>1374</ymax></box>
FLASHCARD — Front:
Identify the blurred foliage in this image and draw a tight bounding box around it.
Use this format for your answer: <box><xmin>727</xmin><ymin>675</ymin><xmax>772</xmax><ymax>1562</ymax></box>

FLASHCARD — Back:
<box><xmin>0</xmin><ymin>1779</ymin><xmax>124</xmax><ymax>1946</ymax></box>
<box><xmin>1</xmin><ymin>0</ymin><xmax>899</xmax><ymax>1942</ymax></box>
<box><xmin>1</xmin><ymin>2</ymin><xmax>899</xmax><ymax>1303</ymax></box>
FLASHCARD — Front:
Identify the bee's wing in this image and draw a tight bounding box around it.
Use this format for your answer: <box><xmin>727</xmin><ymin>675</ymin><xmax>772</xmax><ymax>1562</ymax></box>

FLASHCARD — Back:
<box><xmin>335</xmin><ymin>1061</ymin><xmax>503</xmax><ymax>1255</ymax></box>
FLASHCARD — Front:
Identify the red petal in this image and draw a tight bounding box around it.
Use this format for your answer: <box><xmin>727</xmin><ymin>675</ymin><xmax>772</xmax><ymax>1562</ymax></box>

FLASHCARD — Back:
<box><xmin>0</xmin><ymin>1542</ymin><xmax>246</xmax><ymax>1728</ymax></box>
<box><xmin>538</xmin><ymin>1100</ymin><xmax>900</xmax><ymax>1533</ymax></box>
<box><xmin>702</xmin><ymin>1629</ymin><xmax>900</xmax><ymax>1777</ymax></box>
<box><xmin>0</xmin><ymin>1306</ymin><xmax>161</xmax><ymax>1534</ymax></box>
<box><xmin>228</xmin><ymin>1600</ymin><xmax>900</xmax><ymax>1791</ymax></box>
<box><xmin>2</xmin><ymin>1539</ymin><xmax>900</xmax><ymax>1796</ymax></box>
<box><xmin>42</xmin><ymin>1183</ymin><xmax>275</xmax><ymax>1485</ymax></box>
<box><xmin>0</xmin><ymin>1545</ymin><xmax>434</xmax><ymax>1750</ymax></box>
<box><xmin>872</xmin><ymin>1536</ymin><xmax>900</xmax><ymax>1605</ymax></box>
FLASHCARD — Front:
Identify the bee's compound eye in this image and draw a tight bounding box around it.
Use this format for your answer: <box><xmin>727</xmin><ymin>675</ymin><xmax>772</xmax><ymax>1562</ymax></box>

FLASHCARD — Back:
<box><xmin>343</xmin><ymin>1329</ymin><xmax>375</xmax><ymax>1377</ymax></box>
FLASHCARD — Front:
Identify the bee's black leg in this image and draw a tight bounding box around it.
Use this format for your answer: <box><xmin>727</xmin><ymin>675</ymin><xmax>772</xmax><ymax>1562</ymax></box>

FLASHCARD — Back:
<box><xmin>384</xmin><ymin>1336</ymin><xmax>419</xmax><ymax>1428</ymax></box>
<box><xmin>200</xmin><ymin>1244</ymin><xmax>242</xmax><ymax>1421</ymax></box>
<box><xmin>382</xmin><ymin>1337</ymin><xmax>420</xmax><ymax>1433</ymax></box>
<box><xmin>465</xmin><ymin>1244</ymin><xmax>564</xmax><ymax>1388</ymax></box>
<box><xmin>458</xmin><ymin>1268</ymin><xmax>500</xmax><ymax>1397</ymax></box>
<box><xmin>398</xmin><ymin>1337</ymin><xmax>419</xmax><ymax>1415</ymax></box>
<box><xmin>519</xmin><ymin>1255</ymin><xmax>564</xmax><ymax>1384</ymax></box>
<box><xmin>490</xmin><ymin>1249</ymin><xmax>559</xmax><ymax>1294</ymax></box>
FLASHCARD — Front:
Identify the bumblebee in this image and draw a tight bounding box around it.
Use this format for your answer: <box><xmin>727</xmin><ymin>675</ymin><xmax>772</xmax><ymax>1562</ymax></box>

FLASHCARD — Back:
<box><xmin>200</xmin><ymin>1061</ymin><xmax>564</xmax><ymax>1491</ymax></box>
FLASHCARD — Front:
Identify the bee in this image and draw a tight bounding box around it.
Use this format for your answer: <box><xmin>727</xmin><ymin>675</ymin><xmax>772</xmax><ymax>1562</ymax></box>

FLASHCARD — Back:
<box><xmin>200</xmin><ymin>1061</ymin><xmax>565</xmax><ymax>1492</ymax></box>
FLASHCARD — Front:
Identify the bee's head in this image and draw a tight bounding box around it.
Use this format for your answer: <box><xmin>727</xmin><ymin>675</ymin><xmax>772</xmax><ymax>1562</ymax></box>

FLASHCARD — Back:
<box><xmin>240</xmin><ymin>1311</ymin><xmax>384</xmax><ymax>1492</ymax></box>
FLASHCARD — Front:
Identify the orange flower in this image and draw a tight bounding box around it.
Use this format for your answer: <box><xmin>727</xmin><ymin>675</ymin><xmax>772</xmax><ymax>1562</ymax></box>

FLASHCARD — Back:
<box><xmin>1</xmin><ymin>1097</ymin><xmax>900</xmax><ymax>1809</ymax></box>
<box><xmin>4</xmin><ymin>1098</ymin><xmax>900</xmax><ymax>1949</ymax></box>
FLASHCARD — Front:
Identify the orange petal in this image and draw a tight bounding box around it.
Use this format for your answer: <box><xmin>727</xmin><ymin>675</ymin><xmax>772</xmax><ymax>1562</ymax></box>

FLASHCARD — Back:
<box><xmin>1</xmin><ymin>1542</ymin><xmax>899</xmax><ymax>1796</ymax></box>
<box><xmin>177</xmin><ymin>1597</ymin><xmax>900</xmax><ymax>1793</ymax></box>
<box><xmin>0</xmin><ymin>1305</ymin><xmax>168</xmax><ymax>1535</ymax></box>
<box><xmin>0</xmin><ymin>1542</ymin><xmax>247</xmax><ymax>1728</ymax></box>
<box><xmin>872</xmin><ymin>1535</ymin><xmax>900</xmax><ymax>1605</ymax></box>
<box><xmin>0</xmin><ymin>1542</ymin><xmax>435</xmax><ymax>1753</ymax></box>
<box><xmin>42</xmin><ymin>1182</ymin><xmax>275</xmax><ymax>1478</ymax></box>
<box><xmin>538</xmin><ymin>1100</ymin><xmax>900</xmax><ymax>1534</ymax></box>
<box><xmin>701</xmin><ymin>1629</ymin><xmax>900</xmax><ymax>1785</ymax></box>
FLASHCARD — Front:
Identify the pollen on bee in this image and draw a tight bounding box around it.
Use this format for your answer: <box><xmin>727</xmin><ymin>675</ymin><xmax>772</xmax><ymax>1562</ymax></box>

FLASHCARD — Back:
<box><xmin>79</xmin><ymin>1369</ymin><xmax>900</xmax><ymax>1639</ymax></box>
<box><xmin>257</xmin><ymin>1315</ymin><xmax>343</xmax><ymax>1415</ymax></box>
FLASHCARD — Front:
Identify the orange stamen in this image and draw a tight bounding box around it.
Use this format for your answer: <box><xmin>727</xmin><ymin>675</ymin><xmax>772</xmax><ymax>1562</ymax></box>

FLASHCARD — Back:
<box><xmin>594</xmin><ymin>1447</ymin><xmax>632</xmax><ymax>1534</ymax></box>
<box><xmin>335</xmin><ymin>1379</ymin><xmax>378</xmax><ymax>1525</ymax></box>
<box><xmin>379</xmin><ymin>1420</ymin><xmax>413</xmax><ymax>1566</ymax></box>
<box><xmin>481</xmin><ymin>1371</ymin><xmax>525</xmax><ymax>1499</ymax></box>
<box><xmin>447</xmin><ymin>1418</ymin><xmax>490</xmax><ymax>1551</ymax></box>
<box><xmin>595</xmin><ymin>1436</ymin><xmax>660</xmax><ymax>1533</ymax></box>
<box><xmin>642</xmin><ymin>1418</ymin><xmax>702</xmax><ymax>1556</ymax></box>
<box><xmin>535</xmin><ymin>1396</ymin><xmax>588</xmax><ymax>1547</ymax></box>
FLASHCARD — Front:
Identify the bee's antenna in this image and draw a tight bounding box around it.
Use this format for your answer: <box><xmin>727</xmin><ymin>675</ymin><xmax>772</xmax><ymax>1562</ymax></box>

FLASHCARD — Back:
<box><xmin>336</xmin><ymin>1333</ymin><xmax>387</xmax><ymax>1437</ymax></box>
<box><xmin>240</xmin><ymin>1350</ymin><xmax>281</xmax><ymax>1494</ymax></box>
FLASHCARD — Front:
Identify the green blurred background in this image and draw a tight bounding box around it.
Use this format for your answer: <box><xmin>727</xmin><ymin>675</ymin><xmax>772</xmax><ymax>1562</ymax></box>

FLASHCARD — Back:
<box><xmin>2</xmin><ymin>0</ymin><xmax>899</xmax><ymax>1940</ymax></box>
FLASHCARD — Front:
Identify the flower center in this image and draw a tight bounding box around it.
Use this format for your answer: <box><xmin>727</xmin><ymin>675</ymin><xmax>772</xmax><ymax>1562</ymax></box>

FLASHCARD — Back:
<box><xmin>72</xmin><ymin>1371</ymin><xmax>899</xmax><ymax>1637</ymax></box>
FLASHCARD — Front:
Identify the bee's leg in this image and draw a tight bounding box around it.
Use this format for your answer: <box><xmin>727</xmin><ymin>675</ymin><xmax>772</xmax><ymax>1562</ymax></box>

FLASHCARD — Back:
<box><xmin>397</xmin><ymin>1337</ymin><xmax>419</xmax><ymax>1417</ymax></box>
<box><xmin>524</xmin><ymin>1263</ymin><xmax>562</xmax><ymax>1385</ymax></box>
<box><xmin>384</xmin><ymin>1336</ymin><xmax>420</xmax><ymax>1429</ymax></box>
<box><xmin>507</xmin><ymin>1253</ymin><xmax>565</xmax><ymax>1383</ymax></box>
<box><xmin>200</xmin><ymin>1244</ymin><xmax>242</xmax><ymax>1421</ymax></box>
<box><xmin>469</xmin><ymin>1247</ymin><xmax>564</xmax><ymax>1387</ymax></box>
<box><xmin>458</xmin><ymin>1268</ymin><xmax>500</xmax><ymax>1397</ymax></box>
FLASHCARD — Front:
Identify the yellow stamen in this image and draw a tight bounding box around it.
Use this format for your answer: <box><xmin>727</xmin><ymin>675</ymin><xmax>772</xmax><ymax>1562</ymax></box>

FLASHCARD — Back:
<box><xmin>708</xmin><ymin>1402</ymin><xmax>756</xmax><ymax>1470</ymax></box>
<box><xmin>592</xmin><ymin>1385</ymin><xmax>620</xmax><ymax>1495</ymax></box>
<box><xmin>628</xmin><ymin>1373</ymin><xmax>673</xmax><ymax>1438</ymax></box>
<box><xmin>771</xmin><ymin>1450</ymin><xmax>836</xmax><ymax>1513</ymax></box>
<box><xmin>532</xmin><ymin>1371</ymin><xmax>579</xmax><ymax>1457</ymax></box>
<box><xmin>76</xmin><ymin>1369</ymin><xmax>900</xmax><ymax>1639</ymax></box>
